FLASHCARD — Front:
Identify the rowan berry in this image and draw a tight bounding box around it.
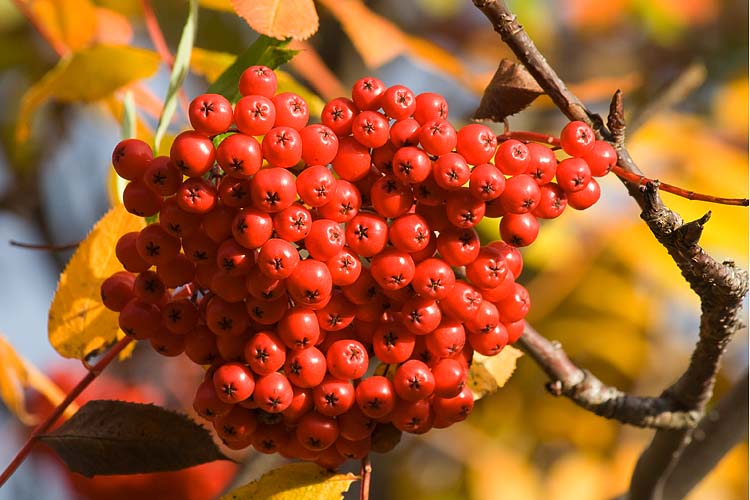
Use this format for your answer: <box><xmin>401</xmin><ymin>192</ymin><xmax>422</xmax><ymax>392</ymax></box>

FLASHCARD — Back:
<box><xmin>372</xmin><ymin>322</ymin><xmax>415</xmax><ymax>364</ymax></box>
<box><xmin>326</xmin><ymin>248</ymin><xmax>362</xmax><ymax>287</ymax></box>
<box><xmin>278</xmin><ymin>307</ymin><xmax>321</xmax><ymax>350</ymax></box>
<box><xmin>112</xmin><ymin>138</ymin><xmax>153</xmax><ymax>180</ymax></box>
<box><xmin>161</xmin><ymin>298</ymin><xmax>199</xmax><ymax>335</ymax></box>
<box><xmin>326</xmin><ymin>339</ymin><xmax>369</xmax><ymax>379</ymax></box>
<box><xmin>352</xmin><ymin>110</ymin><xmax>390</xmax><ymax>148</ymax></box>
<box><xmin>532</xmin><ymin>182</ymin><xmax>567</xmax><ymax>219</ymax></box>
<box><xmin>456</xmin><ymin>124</ymin><xmax>497</xmax><ymax>165</ymax></box>
<box><xmin>465</xmin><ymin>246</ymin><xmax>507</xmax><ymax>289</ymax></box>
<box><xmin>262</xmin><ymin>126</ymin><xmax>303</xmax><ymax>168</ymax></box>
<box><xmin>123</xmin><ymin>180</ymin><xmax>162</xmax><ymax>217</ymax></box>
<box><xmin>136</xmin><ymin>224</ymin><xmax>181</xmax><ymax>266</ymax></box>
<box><xmin>170</xmin><ymin>130</ymin><xmax>216</xmax><ymax>178</ymax></box>
<box><xmin>232</xmin><ymin>208</ymin><xmax>274</xmax><ymax>249</ymax></box>
<box><xmin>305</xmin><ymin>219</ymin><xmax>345</xmax><ymax>261</ymax></box>
<box><xmin>296</xmin><ymin>411</ymin><xmax>339</xmax><ymax>451</ymax></box>
<box><xmin>101</xmin><ymin>271</ymin><xmax>135</xmax><ymax>312</ymax></box>
<box><xmin>216</xmin><ymin>133</ymin><xmax>262</xmax><ymax>178</ymax></box>
<box><xmin>495</xmin><ymin>139</ymin><xmax>530</xmax><ymax>175</ymax></box>
<box><xmin>381</xmin><ymin>84</ymin><xmax>416</xmax><ymax>120</ymax></box>
<box><xmin>189</xmin><ymin>93</ymin><xmax>233</xmax><ymax>136</ymax></box>
<box><xmin>213</xmin><ymin>362</ymin><xmax>255</xmax><ymax>404</ymax></box>
<box><xmin>273</xmin><ymin>204</ymin><xmax>312</xmax><ymax>241</ymax></box>
<box><xmin>321</xmin><ymin>97</ymin><xmax>357</xmax><ymax>136</ymax></box>
<box><xmin>392</xmin><ymin>146</ymin><xmax>432</xmax><ymax>184</ymax></box>
<box><xmin>315</xmin><ymin>291</ymin><xmax>356</xmax><ymax>331</ymax></box>
<box><xmin>419</xmin><ymin>118</ymin><xmax>457</xmax><ymax>156</ymax></box>
<box><xmin>433</xmin><ymin>152</ymin><xmax>471</xmax><ymax>191</ymax></box>
<box><xmin>239</xmin><ymin>65</ymin><xmax>277</xmax><ymax>97</ymax></box>
<box><xmin>235</xmin><ymin>95</ymin><xmax>276</xmax><ymax>136</ymax></box>
<box><xmin>345</xmin><ymin>212</ymin><xmax>389</xmax><ymax>257</ymax></box>
<box><xmin>431</xmin><ymin>357</ymin><xmax>466</xmax><ymax>398</ymax></box>
<box><xmin>389</xmin><ymin>118</ymin><xmax>421</xmax><ymax>147</ymax></box>
<box><xmin>370</xmin><ymin>249</ymin><xmax>415</xmax><ymax>291</ymax></box>
<box><xmin>370</xmin><ymin>175</ymin><xmax>413</xmax><ymax>218</ymax></box>
<box><xmin>467</xmin><ymin>323</ymin><xmax>508</xmax><ymax>356</ymax></box>
<box><xmin>351</xmin><ymin>76</ymin><xmax>386</xmax><ymax>111</ymax></box>
<box><xmin>584</xmin><ymin>140</ymin><xmax>617</xmax><ymax>176</ymax></box>
<box><xmin>313</xmin><ymin>376</ymin><xmax>355</xmax><ymax>417</ymax></box>
<box><xmin>499</xmin><ymin>212</ymin><xmax>540</xmax><ymax>247</ymax></box>
<box><xmin>469</xmin><ymin>162</ymin><xmax>505</xmax><ymax>201</ymax></box>
<box><xmin>300</xmin><ymin>124</ymin><xmax>339</xmax><ymax>166</ymax></box>
<box><xmin>254</xmin><ymin>372</ymin><xmax>293</xmax><ymax>413</ymax></box>
<box><xmin>526</xmin><ymin>142</ymin><xmax>558</xmax><ymax>184</ymax></box>
<box><xmin>286</xmin><ymin>259</ymin><xmax>333</xmax><ymax>308</ymax></box>
<box><xmin>316</xmin><ymin>179</ymin><xmax>362</xmax><ymax>222</ymax></box>
<box><xmin>284</xmin><ymin>347</ymin><xmax>327</xmax><ymax>388</ymax></box>
<box><xmin>331</xmin><ymin>136</ymin><xmax>371</xmax><ymax>182</ymax></box>
<box><xmin>413</xmin><ymin>92</ymin><xmax>448</xmax><ymax>125</ymax></box>
<box><xmin>272</xmin><ymin>92</ymin><xmax>309</xmax><ymax>130</ymax></box>
<box><xmin>500</xmin><ymin>174</ymin><xmax>541</xmax><ymax>214</ymax></box>
<box><xmin>439</xmin><ymin>281</ymin><xmax>483</xmax><ymax>322</ymax></box>
<box><xmin>193</xmin><ymin>378</ymin><xmax>232</xmax><ymax>420</ymax></box>
<box><xmin>435</xmin><ymin>226</ymin><xmax>480</xmax><ymax>267</ymax></box>
<box><xmin>445</xmin><ymin>188</ymin><xmax>486</xmax><ymax>228</ymax></box>
<box><xmin>118</xmin><ymin>299</ymin><xmax>161</xmax><ymax>340</ymax></box>
<box><xmin>566</xmin><ymin>178</ymin><xmax>601</xmax><ymax>210</ymax></box>
<box><xmin>177</xmin><ymin>177</ymin><xmax>218</xmax><ymax>214</ymax></box>
<box><xmin>560</xmin><ymin>120</ymin><xmax>595</xmax><ymax>157</ymax></box>
<box><xmin>143</xmin><ymin>156</ymin><xmax>181</xmax><ymax>196</ymax></box>
<box><xmin>556</xmin><ymin>157</ymin><xmax>592</xmax><ymax>192</ymax></box>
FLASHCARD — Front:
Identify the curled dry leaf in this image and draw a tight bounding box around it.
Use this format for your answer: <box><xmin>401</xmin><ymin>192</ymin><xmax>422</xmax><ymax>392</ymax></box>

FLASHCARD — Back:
<box><xmin>220</xmin><ymin>462</ymin><xmax>358</xmax><ymax>500</ymax></box>
<box><xmin>40</xmin><ymin>400</ymin><xmax>231</xmax><ymax>477</ymax></box>
<box><xmin>473</xmin><ymin>59</ymin><xmax>545</xmax><ymax>122</ymax></box>
<box><xmin>231</xmin><ymin>0</ymin><xmax>319</xmax><ymax>41</ymax></box>
<box><xmin>467</xmin><ymin>346</ymin><xmax>524</xmax><ymax>401</ymax></box>
<box><xmin>48</xmin><ymin>204</ymin><xmax>145</xmax><ymax>360</ymax></box>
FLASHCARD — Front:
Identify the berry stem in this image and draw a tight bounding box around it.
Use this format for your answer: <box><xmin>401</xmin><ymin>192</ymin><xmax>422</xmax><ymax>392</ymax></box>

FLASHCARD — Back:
<box><xmin>9</xmin><ymin>240</ymin><xmax>80</xmax><ymax>251</ymax></box>
<box><xmin>498</xmin><ymin>130</ymin><xmax>749</xmax><ymax>207</ymax></box>
<box><xmin>359</xmin><ymin>455</ymin><xmax>372</xmax><ymax>500</ymax></box>
<box><xmin>0</xmin><ymin>336</ymin><xmax>133</xmax><ymax>488</ymax></box>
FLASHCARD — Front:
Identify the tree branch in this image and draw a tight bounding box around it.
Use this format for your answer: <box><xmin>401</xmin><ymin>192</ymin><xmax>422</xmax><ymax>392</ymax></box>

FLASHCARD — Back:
<box><xmin>662</xmin><ymin>369</ymin><xmax>749</xmax><ymax>500</ymax></box>
<box><xmin>472</xmin><ymin>1</ymin><xmax>749</xmax><ymax>498</ymax></box>
<box><xmin>518</xmin><ymin>324</ymin><xmax>701</xmax><ymax>430</ymax></box>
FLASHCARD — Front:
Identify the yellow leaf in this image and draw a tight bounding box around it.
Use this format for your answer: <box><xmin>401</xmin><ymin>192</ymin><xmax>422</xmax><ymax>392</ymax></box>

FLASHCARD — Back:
<box><xmin>48</xmin><ymin>204</ymin><xmax>145</xmax><ymax>359</ymax></box>
<box><xmin>93</xmin><ymin>7</ymin><xmax>133</xmax><ymax>45</ymax></box>
<box><xmin>220</xmin><ymin>462</ymin><xmax>358</xmax><ymax>500</ymax></box>
<box><xmin>26</xmin><ymin>0</ymin><xmax>98</xmax><ymax>52</ymax></box>
<box><xmin>0</xmin><ymin>335</ymin><xmax>74</xmax><ymax>425</ymax></box>
<box><xmin>467</xmin><ymin>346</ymin><xmax>523</xmax><ymax>400</ymax></box>
<box><xmin>231</xmin><ymin>0</ymin><xmax>319</xmax><ymax>41</ymax></box>
<box><xmin>17</xmin><ymin>45</ymin><xmax>160</xmax><ymax>141</ymax></box>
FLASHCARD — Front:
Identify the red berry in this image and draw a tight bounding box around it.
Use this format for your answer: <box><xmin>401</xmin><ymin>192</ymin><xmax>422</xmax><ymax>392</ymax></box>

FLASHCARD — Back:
<box><xmin>532</xmin><ymin>182</ymin><xmax>567</xmax><ymax>219</ymax></box>
<box><xmin>313</xmin><ymin>376</ymin><xmax>355</xmax><ymax>417</ymax></box>
<box><xmin>101</xmin><ymin>271</ymin><xmax>135</xmax><ymax>311</ymax></box>
<box><xmin>355</xmin><ymin>375</ymin><xmax>396</xmax><ymax>419</ymax></box>
<box><xmin>213</xmin><ymin>362</ymin><xmax>255</xmax><ymax>404</ymax></box>
<box><xmin>560</xmin><ymin>120</ymin><xmax>595</xmax><ymax>157</ymax></box>
<box><xmin>286</xmin><ymin>259</ymin><xmax>333</xmax><ymax>308</ymax></box>
<box><xmin>123</xmin><ymin>180</ymin><xmax>162</xmax><ymax>217</ymax></box>
<box><xmin>433</xmin><ymin>152</ymin><xmax>471</xmax><ymax>191</ymax></box>
<box><xmin>300</xmin><ymin>124</ymin><xmax>339</xmax><ymax>166</ymax></box>
<box><xmin>419</xmin><ymin>119</ymin><xmax>457</xmax><ymax>156</ymax></box>
<box><xmin>189</xmin><ymin>93</ymin><xmax>233</xmax><ymax>136</ymax></box>
<box><xmin>317</xmin><ymin>179</ymin><xmax>362</xmax><ymax>223</ymax></box>
<box><xmin>526</xmin><ymin>142</ymin><xmax>558</xmax><ymax>184</ymax></box>
<box><xmin>278</xmin><ymin>307</ymin><xmax>321</xmax><ymax>350</ymax></box>
<box><xmin>372</xmin><ymin>322</ymin><xmax>415</xmax><ymax>364</ymax></box>
<box><xmin>272</xmin><ymin>92</ymin><xmax>309</xmax><ymax>130</ymax></box>
<box><xmin>254</xmin><ymin>372</ymin><xmax>293</xmax><ymax>413</ymax></box>
<box><xmin>284</xmin><ymin>347</ymin><xmax>327</xmax><ymax>388</ymax></box>
<box><xmin>583</xmin><ymin>140</ymin><xmax>617</xmax><ymax>177</ymax></box>
<box><xmin>352</xmin><ymin>110</ymin><xmax>390</xmax><ymax>148</ymax></box>
<box><xmin>331</xmin><ymin>136</ymin><xmax>371</xmax><ymax>182</ymax></box>
<box><xmin>499</xmin><ymin>213</ymin><xmax>539</xmax><ymax>247</ymax></box>
<box><xmin>239</xmin><ymin>65</ymin><xmax>277</xmax><ymax>97</ymax></box>
<box><xmin>393</xmin><ymin>359</ymin><xmax>435</xmax><ymax>401</ymax></box>
<box><xmin>381</xmin><ymin>84</ymin><xmax>416</xmax><ymax>120</ymax></box>
<box><xmin>321</xmin><ymin>97</ymin><xmax>357</xmax><ymax>136</ymax></box>
<box><xmin>370</xmin><ymin>248</ymin><xmax>415</xmax><ymax>291</ymax></box>
<box><xmin>566</xmin><ymin>177</ymin><xmax>601</xmax><ymax>210</ymax></box>
<box><xmin>143</xmin><ymin>156</ymin><xmax>181</xmax><ymax>196</ymax></box>
<box><xmin>556</xmin><ymin>157</ymin><xmax>592</xmax><ymax>192</ymax></box>
<box><xmin>500</xmin><ymin>174</ymin><xmax>541</xmax><ymax>214</ymax></box>
<box><xmin>216</xmin><ymin>133</ymin><xmax>262</xmax><ymax>178</ymax></box>
<box><xmin>262</xmin><ymin>126</ymin><xmax>303</xmax><ymax>168</ymax></box>
<box><xmin>170</xmin><ymin>130</ymin><xmax>215</xmax><ymax>178</ymax></box>
<box><xmin>456</xmin><ymin>124</ymin><xmax>497</xmax><ymax>165</ymax></box>
<box><xmin>469</xmin><ymin>162</ymin><xmax>505</xmax><ymax>201</ymax></box>
<box><xmin>326</xmin><ymin>339</ymin><xmax>369</xmax><ymax>379</ymax></box>
<box><xmin>112</xmin><ymin>138</ymin><xmax>153</xmax><ymax>180</ymax></box>
<box><xmin>392</xmin><ymin>146</ymin><xmax>432</xmax><ymax>184</ymax></box>
<box><xmin>296</xmin><ymin>411</ymin><xmax>339</xmax><ymax>451</ymax></box>
<box><xmin>413</xmin><ymin>92</ymin><xmax>448</xmax><ymax>125</ymax></box>
<box><xmin>234</xmin><ymin>95</ymin><xmax>276</xmax><ymax>136</ymax></box>
<box><xmin>345</xmin><ymin>212</ymin><xmax>389</xmax><ymax>258</ymax></box>
<box><xmin>351</xmin><ymin>76</ymin><xmax>386</xmax><ymax>111</ymax></box>
<box><xmin>245</xmin><ymin>330</ymin><xmax>286</xmax><ymax>375</ymax></box>
<box><xmin>495</xmin><ymin>139</ymin><xmax>530</xmax><ymax>175</ymax></box>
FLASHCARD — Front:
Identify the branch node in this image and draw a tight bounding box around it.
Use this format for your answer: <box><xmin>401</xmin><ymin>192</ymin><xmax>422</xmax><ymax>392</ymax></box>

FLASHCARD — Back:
<box><xmin>676</xmin><ymin>211</ymin><xmax>711</xmax><ymax>246</ymax></box>
<box><xmin>546</xmin><ymin>380</ymin><xmax>564</xmax><ymax>396</ymax></box>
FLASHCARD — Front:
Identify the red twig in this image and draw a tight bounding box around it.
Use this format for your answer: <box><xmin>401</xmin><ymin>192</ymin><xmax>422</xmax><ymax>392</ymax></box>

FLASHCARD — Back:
<box><xmin>497</xmin><ymin>131</ymin><xmax>749</xmax><ymax>207</ymax></box>
<box><xmin>0</xmin><ymin>336</ymin><xmax>134</xmax><ymax>487</ymax></box>
<box><xmin>9</xmin><ymin>240</ymin><xmax>80</xmax><ymax>251</ymax></box>
<box><xmin>359</xmin><ymin>455</ymin><xmax>372</xmax><ymax>500</ymax></box>
<box><xmin>610</xmin><ymin>165</ymin><xmax>749</xmax><ymax>206</ymax></box>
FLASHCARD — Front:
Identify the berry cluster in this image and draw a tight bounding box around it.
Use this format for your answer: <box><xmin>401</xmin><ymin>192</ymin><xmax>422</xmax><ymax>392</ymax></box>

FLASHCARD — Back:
<box><xmin>102</xmin><ymin>66</ymin><xmax>615</xmax><ymax>469</ymax></box>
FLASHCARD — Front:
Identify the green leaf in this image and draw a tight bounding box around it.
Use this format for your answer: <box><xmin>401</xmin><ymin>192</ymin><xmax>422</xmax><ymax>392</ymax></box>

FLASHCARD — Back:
<box><xmin>220</xmin><ymin>462</ymin><xmax>357</xmax><ymax>500</ymax></box>
<box><xmin>207</xmin><ymin>35</ymin><xmax>297</xmax><ymax>104</ymax></box>
<box><xmin>153</xmin><ymin>0</ymin><xmax>199</xmax><ymax>155</ymax></box>
<box><xmin>40</xmin><ymin>400</ymin><xmax>231</xmax><ymax>477</ymax></box>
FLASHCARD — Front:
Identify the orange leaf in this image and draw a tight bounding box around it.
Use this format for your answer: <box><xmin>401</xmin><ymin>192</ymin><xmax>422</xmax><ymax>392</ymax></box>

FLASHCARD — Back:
<box><xmin>93</xmin><ymin>7</ymin><xmax>133</xmax><ymax>45</ymax></box>
<box><xmin>231</xmin><ymin>0</ymin><xmax>319</xmax><ymax>41</ymax></box>
<box><xmin>317</xmin><ymin>0</ymin><xmax>405</xmax><ymax>68</ymax></box>
<box><xmin>25</xmin><ymin>0</ymin><xmax>98</xmax><ymax>52</ymax></box>
<box><xmin>48</xmin><ymin>204</ymin><xmax>146</xmax><ymax>359</ymax></box>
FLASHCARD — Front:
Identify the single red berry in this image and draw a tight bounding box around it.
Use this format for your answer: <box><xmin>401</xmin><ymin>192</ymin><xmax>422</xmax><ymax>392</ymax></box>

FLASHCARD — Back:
<box><xmin>193</xmin><ymin>378</ymin><xmax>232</xmax><ymax>420</ymax></box>
<box><xmin>296</xmin><ymin>411</ymin><xmax>340</xmax><ymax>451</ymax></box>
<box><xmin>159</xmin><ymin>197</ymin><xmax>201</xmax><ymax>238</ymax></box>
<box><xmin>133</xmin><ymin>269</ymin><xmax>166</xmax><ymax>304</ymax></box>
<box><xmin>245</xmin><ymin>267</ymin><xmax>287</xmax><ymax>302</ymax></box>
<box><xmin>321</xmin><ymin>97</ymin><xmax>357</xmax><ymax>136</ymax></box>
<box><xmin>189</xmin><ymin>93</ymin><xmax>233</xmax><ymax>136</ymax></box>
<box><xmin>284</xmin><ymin>347</ymin><xmax>327</xmax><ymax>388</ymax></box>
<box><xmin>250</xmin><ymin>167</ymin><xmax>297</xmax><ymax>213</ymax></box>
<box><xmin>411</xmin><ymin>257</ymin><xmax>456</xmax><ymax>300</ymax></box>
<box><xmin>305</xmin><ymin>219</ymin><xmax>345</xmax><ymax>261</ymax></box>
<box><xmin>300</xmin><ymin>124</ymin><xmax>339</xmax><ymax>166</ymax></box>
<box><xmin>161</xmin><ymin>298</ymin><xmax>199</xmax><ymax>335</ymax></box>
<box><xmin>278</xmin><ymin>307</ymin><xmax>321</xmax><ymax>350</ymax></box>
<box><xmin>445</xmin><ymin>188</ymin><xmax>486</xmax><ymax>228</ymax></box>
<box><xmin>388</xmin><ymin>213</ymin><xmax>430</xmax><ymax>253</ymax></box>
<box><xmin>262</xmin><ymin>126</ymin><xmax>303</xmax><ymax>168</ymax></box>
<box><xmin>239</xmin><ymin>65</ymin><xmax>277</xmax><ymax>97</ymax></box>
<box><xmin>177</xmin><ymin>177</ymin><xmax>218</xmax><ymax>214</ymax></box>
<box><xmin>433</xmin><ymin>152</ymin><xmax>471</xmax><ymax>191</ymax></box>
<box><xmin>566</xmin><ymin>177</ymin><xmax>601</xmax><ymax>210</ymax></box>
<box><xmin>245</xmin><ymin>295</ymin><xmax>288</xmax><ymax>325</ymax></box>
<box><xmin>101</xmin><ymin>271</ymin><xmax>135</xmax><ymax>312</ymax></box>
<box><xmin>205</xmin><ymin>296</ymin><xmax>249</xmax><ymax>337</ymax></box>
<box><xmin>170</xmin><ymin>130</ymin><xmax>216</xmax><ymax>177</ymax></box>
<box><xmin>500</xmin><ymin>174</ymin><xmax>542</xmax><ymax>214</ymax></box>
<box><xmin>313</xmin><ymin>376</ymin><xmax>356</xmax><ymax>417</ymax></box>
<box><xmin>326</xmin><ymin>247</ymin><xmax>362</xmax><ymax>287</ymax></box>
<box><xmin>135</xmin><ymin>224</ymin><xmax>181</xmax><ymax>266</ymax></box>
<box><xmin>413</xmin><ymin>92</ymin><xmax>448</xmax><ymax>125</ymax></box>
<box><xmin>392</xmin><ymin>146</ymin><xmax>432</xmax><ymax>184</ymax></box>
<box><xmin>370</xmin><ymin>175</ymin><xmax>413</xmax><ymax>218</ymax></box>
<box><xmin>232</xmin><ymin>208</ymin><xmax>274</xmax><ymax>249</ymax></box>
<box><xmin>439</xmin><ymin>281</ymin><xmax>483</xmax><ymax>322</ymax></box>
<box><xmin>583</xmin><ymin>140</ymin><xmax>617</xmax><ymax>176</ymax></box>
<box><xmin>556</xmin><ymin>157</ymin><xmax>592</xmax><ymax>192</ymax></box>
<box><xmin>315</xmin><ymin>291</ymin><xmax>356</xmax><ymax>331</ymax></box>
<box><xmin>254</xmin><ymin>372</ymin><xmax>293</xmax><ymax>413</ymax></box>
<box><xmin>351</xmin><ymin>76</ymin><xmax>386</xmax><ymax>111</ymax></box>
<box><xmin>435</xmin><ymin>226</ymin><xmax>480</xmax><ymax>267</ymax></box>
<box><xmin>381</xmin><ymin>84</ymin><xmax>416</xmax><ymax>120</ymax></box>
<box><xmin>355</xmin><ymin>376</ymin><xmax>396</xmax><ymax>419</ymax></box>
<box><xmin>245</xmin><ymin>331</ymin><xmax>286</xmax><ymax>375</ymax></box>
<box><xmin>182</xmin><ymin>230</ymin><xmax>218</xmax><ymax>263</ymax></box>
<box><xmin>464</xmin><ymin>299</ymin><xmax>500</xmax><ymax>335</ymax></box>
<box><xmin>393</xmin><ymin>360</ymin><xmax>435</xmax><ymax>401</ymax></box>
<box><xmin>119</xmin><ymin>299</ymin><xmax>161</xmax><ymax>340</ymax></box>
<box><xmin>112</xmin><ymin>138</ymin><xmax>153</xmax><ymax>180</ymax></box>
<box><xmin>331</xmin><ymin>136</ymin><xmax>371</xmax><ymax>182</ymax></box>
<box><xmin>213</xmin><ymin>362</ymin><xmax>255</xmax><ymax>404</ymax></box>
<box><xmin>143</xmin><ymin>156</ymin><xmax>181</xmax><ymax>196</ymax></box>
<box><xmin>560</xmin><ymin>120</ymin><xmax>595</xmax><ymax>157</ymax></box>
<box><xmin>317</xmin><ymin>180</ymin><xmax>362</xmax><ymax>223</ymax></box>
<box><xmin>352</xmin><ymin>110</ymin><xmax>390</xmax><ymax>148</ymax></box>
<box><xmin>400</xmin><ymin>297</ymin><xmax>442</xmax><ymax>335</ymax></box>
<box><xmin>216</xmin><ymin>133</ymin><xmax>262</xmax><ymax>178</ymax></box>
<box><xmin>419</xmin><ymin>119</ymin><xmax>457</xmax><ymax>156</ymax></box>
<box><xmin>273</xmin><ymin>204</ymin><xmax>312</xmax><ymax>242</ymax></box>
<box><xmin>213</xmin><ymin>406</ymin><xmax>258</xmax><ymax>444</ymax></box>
<box><xmin>184</xmin><ymin>326</ymin><xmax>220</xmax><ymax>365</ymax></box>
<box><xmin>456</xmin><ymin>124</ymin><xmax>497</xmax><ymax>165</ymax></box>
<box><xmin>431</xmin><ymin>357</ymin><xmax>466</xmax><ymax>398</ymax></box>
<box><xmin>389</xmin><ymin>118</ymin><xmax>421</xmax><ymax>147</ymax></box>
<box><xmin>431</xmin><ymin>386</ymin><xmax>474</xmax><ymax>423</ymax></box>
<box><xmin>345</xmin><ymin>212</ymin><xmax>388</xmax><ymax>258</ymax></box>
<box><xmin>296</xmin><ymin>165</ymin><xmax>337</xmax><ymax>207</ymax></box>
<box><xmin>218</xmin><ymin>176</ymin><xmax>252</xmax><ymax>209</ymax></box>
<box><xmin>272</xmin><ymin>91</ymin><xmax>309</xmax><ymax>130</ymax></box>
<box><xmin>235</xmin><ymin>95</ymin><xmax>276</xmax><ymax>136</ymax></box>
<box><xmin>370</xmin><ymin>248</ymin><xmax>415</xmax><ymax>291</ymax></box>
<box><xmin>469</xmin><ymin>162</ymin><xmax>505</xmax><ymax>201</ymax></box>
<box><xmin>465</xmin><ymin>246</ymin><xmax>508</xmax><ymax>289</ymax></box>
<box><xmin>495</xmin><ymin>282</ymin><xmax>531</xmax><ymax>323</ymax></box>
<box><xmin>495</xmin><ymin>139</ymin><xmax>530</xmax><ymax>175</ymax></box>
<box><xmin>123</xmin><ymin>180</ymin><xmax>162</xmax><ymax>217</ymax></box>
<box><xmin>532</xmin><ymin>182</ymin><xmax>568</xmax><ymax>219</ymax></box>
<box><xmin>426</xmin><ymin>321</ymin><xmax>466</xmax><ymax>360</ymax></box>
<box><xmin>468</xmin><ymin>323</ymin><xmax>508</xmax><ymax>356</ymax></box>
<box><xmin>326</xmin><ymin>339</ymin><xmax>369</xmax><ymax>379</ymax></box>
<box><xmin>256</xmin><ymin>238</ymin><xmax>299</xmax><ymax>279</ymax></box>
<box><xmin>499</xmin><ymin>212</ymin><xmax>540</xmax><ymax>247</ymax></box>
<box><xmin>216</xmin><ymin>238</ymin><xmax>254</xmax><ymax>276</ymax></box>
<box><xmin>286</xmin><ymin>259</ymin><xmax>333</xmax><ymax>308</ymax></box>
<box><xmin>526</xmin><ymin>142</ymin><xmax>558</xmax><ymax>184</ymax></box>
<box><xmin>372</xmin><ymin>322</ymin><xmax>415</xmax><ymax>364</ymax></box>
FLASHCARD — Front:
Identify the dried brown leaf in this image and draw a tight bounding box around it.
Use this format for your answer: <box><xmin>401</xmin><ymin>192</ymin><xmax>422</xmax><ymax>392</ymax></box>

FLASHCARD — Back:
<box><xmin>473</xmin><ymin>59</ymin><xmax>544</xmax><ymax>122</ymax></box>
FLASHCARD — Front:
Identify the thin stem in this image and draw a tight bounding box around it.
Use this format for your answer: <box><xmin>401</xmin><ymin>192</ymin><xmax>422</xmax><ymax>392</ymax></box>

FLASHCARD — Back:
<box><xmin>359</xmin><ymin>455</ymin><xmax>372</xmax><ymax>500</ymax></box>
<box><xmin>0</xmin><ymin>336</ymin><xmax>133</xmax><ymax>487</ymax></box>
<box><xmin>497</xmin><ymin>130</ymin><xmax>560</xmax><ymax>146</ymax></box>
<box><xmin>9</xmin><ymin>240</ymin><xmax>80</xmax><ymax>251</ymax></box>
<box><xmin>611</xmin><ymin>166</ymin><xmax>749</xmax><ymax>206</ymax></box>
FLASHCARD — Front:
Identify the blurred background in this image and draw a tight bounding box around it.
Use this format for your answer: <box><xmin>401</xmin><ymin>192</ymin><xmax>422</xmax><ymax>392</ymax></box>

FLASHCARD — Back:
<box><xmin>0</xmin><ymin>0</ymin><xmax>747</xmax><ymax>499</ymax></box>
